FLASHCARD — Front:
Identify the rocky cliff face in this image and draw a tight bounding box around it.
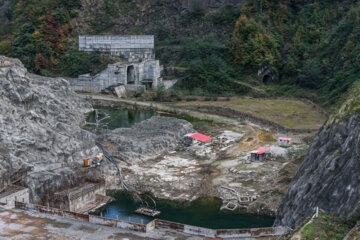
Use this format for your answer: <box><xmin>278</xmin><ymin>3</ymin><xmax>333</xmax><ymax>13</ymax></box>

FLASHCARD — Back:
<box><xmin>0</xmin><ymin>56</ymin><xmax>100</xmax><ymax>201</ymax></box>
<box><xmin>275</xmin><ymin>88</ymin><xmax>360</xmax><ymax>227</ymax></box>
<box><xmin>74</xmin><ymin>0</ymin><xmax>243</xmax><ymax>37</ymax></box>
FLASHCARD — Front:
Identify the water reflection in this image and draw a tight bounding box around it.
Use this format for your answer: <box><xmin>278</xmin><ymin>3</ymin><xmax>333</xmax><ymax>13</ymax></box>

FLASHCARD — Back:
<box><xmin>93</xmin><ymin>192</ymin><xmax>275</xmax><ymax>229</ymax></box>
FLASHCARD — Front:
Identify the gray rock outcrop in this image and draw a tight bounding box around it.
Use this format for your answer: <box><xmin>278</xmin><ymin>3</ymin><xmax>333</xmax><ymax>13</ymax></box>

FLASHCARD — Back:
<box><xmin>0</xmin><ymin>56</ymin><xmax>100</xmax><ymax>202</ymax></box>
<box><xmin>99</xmin><ymin>116</ymin><xmax>194</xmax><ymax>162</ymax></box>
<box><xmin>75</xmin><ymin>0</ymin><xmax>244</xmax><ymax>39</ymax></box>
<box><xmin>275</xmin><ymin>111</ymin><xmax>360</xmax><ymax>227</ymax></box>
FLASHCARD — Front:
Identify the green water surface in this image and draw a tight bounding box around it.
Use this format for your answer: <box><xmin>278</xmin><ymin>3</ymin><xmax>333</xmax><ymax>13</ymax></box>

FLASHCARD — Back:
<box><xmin>93</xmin><ymin>192</ymin><xmax>274</xmax><ymax>229</ymax></box>
<box><xmin>85</xmin><ymin>106</ymin><xmax>212</xmax><ymax>130</ymax></box>
<box><xmin>85</xmin><ymin>106</ymin><xmax>158</xmax><ymax>130</ymax></box>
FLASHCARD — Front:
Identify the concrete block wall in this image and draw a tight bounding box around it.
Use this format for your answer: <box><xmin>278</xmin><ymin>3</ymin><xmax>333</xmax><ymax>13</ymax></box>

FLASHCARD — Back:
<box><xmin>69</xmin><ymin>185</ymin><xmax>106</xmax><ymax>212</ymax></box>
<box><xmin>154</xmin><ymin>219</ymin><xmax>289</xmax><ymax>239</ymax></box>
<box><xmin>52</xmin><ymin>182</ymin><xmax>106</xmax><ymax>212</ymax></box>
<box><xmin>0</xmin><ymin>186</ymin><xmax>29</xmax><ymax>208</ymax></box>
<box><xmin>68</xmin><ymin>60</ymin><xmax>162</xmax><ymax>93</ymax></box>
<box><xmin>79</xmin><ymin>35</ymin><xmax>155</xmax><ymax>61</ymax></box>
<box><xmin>15</xmin><ymin>202</ymin><xmax>150</xmax><ymax>233</ymax></box>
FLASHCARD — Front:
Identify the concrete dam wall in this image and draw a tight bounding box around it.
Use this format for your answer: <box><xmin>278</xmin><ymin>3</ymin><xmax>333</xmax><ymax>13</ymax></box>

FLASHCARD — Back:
<box><xmin>79</xmin><ymin>35</ymin><xmax>155</xmax><ymax>61</ymax></box>
<box><xmin>71</xmin><ymin>35</ymin><xmax>163</xmax><ymax>93</ymax></box>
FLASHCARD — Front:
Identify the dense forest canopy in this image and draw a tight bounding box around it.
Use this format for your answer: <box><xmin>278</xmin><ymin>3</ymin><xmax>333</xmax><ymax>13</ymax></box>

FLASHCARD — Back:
<box><xmin>0</xmin><ymin>0</ymin><xmax>112</xmax><ymax>77</ymax></box>
<box><xmin>0</xmin><ymin>0</ymin><xmax>359</xmax><ymax>108</ymax></box>
<box><xmin>240</xmin><ymin>0</ymin><xmax>360</xmax><ymax>107</ymax></box>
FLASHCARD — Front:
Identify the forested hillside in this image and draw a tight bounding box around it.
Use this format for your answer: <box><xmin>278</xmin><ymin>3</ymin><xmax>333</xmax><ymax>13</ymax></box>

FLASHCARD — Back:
<box><xmin>237</xmin><ymin>0</ymin><xmax>360</xmax><ymax>107</ymax></box>
<box><xmin>0</xmin><ymin>0</ymin><xmax>359</xmax><ymax>108</ymax></box>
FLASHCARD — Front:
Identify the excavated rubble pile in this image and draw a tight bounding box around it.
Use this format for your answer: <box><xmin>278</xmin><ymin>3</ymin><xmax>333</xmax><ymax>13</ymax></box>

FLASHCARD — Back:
<box><xmin>99</xmin><ymin>116</ymin><xmax>194</xmax><ymax>162</ymax></box>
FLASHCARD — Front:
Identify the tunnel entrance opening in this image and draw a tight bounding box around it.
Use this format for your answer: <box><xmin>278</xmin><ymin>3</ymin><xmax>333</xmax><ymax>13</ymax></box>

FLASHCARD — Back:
<box><xmin>262</xmin><ymin>74</ymin><xmax>272</xmax><ymax>84</ymax></box>
<box><xmin>127</xmin><ymin>66</ymin><xmax>135</xmax><ymax>84</ymax></box>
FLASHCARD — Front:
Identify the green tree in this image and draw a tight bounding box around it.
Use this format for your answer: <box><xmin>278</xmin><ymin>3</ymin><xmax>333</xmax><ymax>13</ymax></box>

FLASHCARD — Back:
<box><xmin>297</xmin><ymin>58</ymin><xmax>322</xmax><ymax>89</ymax></box>
<box><xmin>231</xmin><ymin>15</ymin><xmax>280</xmax><ymax>71</ymax></box>
<box><xmin>0</xmin><ymin>40</ymin><xmax>11</xmax><ymax>55</ymax></box>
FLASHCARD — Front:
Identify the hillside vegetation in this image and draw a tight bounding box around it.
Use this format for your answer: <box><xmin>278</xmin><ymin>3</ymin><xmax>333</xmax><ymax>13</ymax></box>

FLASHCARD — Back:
<box><xmin>0</xmin><ymin>0</ymin><xmax>115</xmax><ymax>77</ymax></box>
<box><xmin>0</xmin><ymin>0</ymin><xmax>360</xmax><ymax>108</ymax></box>
<box><xmin>173</xmin><ymin>98</ymin><xmax>326</xmax><ymax>130</ymax></box>
<box><xmin>238</xmin><ymin>0</ymin><xmax>360</xmax><ymax>108</ymax></box>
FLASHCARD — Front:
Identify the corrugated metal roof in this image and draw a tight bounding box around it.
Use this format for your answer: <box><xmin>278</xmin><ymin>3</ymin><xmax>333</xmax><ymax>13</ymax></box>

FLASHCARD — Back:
<box><xmin>251</xmin><ymin>147</ymin><xmax>270</xmax><ymax>155</ymax></box>
<box><xmin>189</xmin><ymin>133</ymin><xmax>213</xmax><ymax>142</ymax></box>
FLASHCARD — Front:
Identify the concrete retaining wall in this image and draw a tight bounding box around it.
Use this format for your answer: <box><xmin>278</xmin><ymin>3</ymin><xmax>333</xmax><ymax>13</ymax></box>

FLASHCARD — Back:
<box><xmin>184</xmin><ymin>224</ymin><xmax>216</xmax><ymax>238</ymax></box>
<box><xmin>216</xmin><ymin>227</ymin><xmax>289</xmax><ymax>238</ymax></box>
<box><xmin>15</xmin><ymin>202</ymin><xmax>150</xmax><ymax>233</ymax></box>
<box><xmin>154</xmin><ymin>219</ymin><xmax>288</xmax><ymax>239</ymax></box>
<box><xmin>0</xmin><ymin>186</ymin><xmax>29</xmax><ymax>209</ymax></box>
<box><xmin>15</xmin><ymin>202</ymin><xmax>288</xmax><ymax>238</ymax></box>
<box><xmin>51</xmin><ymin>181</ymin><xmax>106</xmax><ymax>212</ymax></box>
<box><xmin>67</xmin><ymin>60</ymin><xmax>162</xmax><ymax>93</ymax></box>
<box><xmin>79</xmin><ymin>35</ymin><xmax>155</xmax><ymax>61</ymax></box>
<box><xmin>16</xmin><ymin>202</ymin><xmax>90</xmax><ymax>222</ymax></box>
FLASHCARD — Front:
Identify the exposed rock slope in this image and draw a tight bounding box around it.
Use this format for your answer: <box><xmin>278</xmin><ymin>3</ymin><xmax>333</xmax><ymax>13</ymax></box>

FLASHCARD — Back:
<box><xmin>0</xmin><ymin>56</ymin><xmax>99</xmax><ymax>201</ymax></box>
<box><xmin>74</xmin><ymin>0</ymin><xmax>243</xmax><ymax>37</ymax></box>
<box><xmin>99</xmin><ymin>116</ymin><xmax>194</xmax><ymax>162</ymax></box>
<box><xmin>275</xmin><ymin>85</ymin><xmax>360</xmax><ymax>227</ymax></box>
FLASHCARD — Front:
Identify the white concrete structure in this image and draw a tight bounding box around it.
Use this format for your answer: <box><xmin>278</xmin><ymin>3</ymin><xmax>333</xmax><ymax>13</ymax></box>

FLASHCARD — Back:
<box><xmin>71</xmin><ymin>35</ymin><xmax>163</xmax><ymax>93</ymax></box>
<box><xmin>79</xmin><ymin>35</ymin><xmax>155</xmax><ymax>62</ymax></box>
<box><xmin>68</xmin><ymin>60</ymin><xmax>162</xmax><ymax>92</ymax></box>
<box><xmin>278</xmin><ymin>137</ymin><xmax>292</xmax><ymax>147</ymax></box>
<box><xmin>0</xmin><ymin>185</ymin><xmax>30</xmax><ymax>209</ymax></box>
<box><xmin>52</xmin><ymin>182</ymin><xmax>108</xmax><ymax>212</ymax></box>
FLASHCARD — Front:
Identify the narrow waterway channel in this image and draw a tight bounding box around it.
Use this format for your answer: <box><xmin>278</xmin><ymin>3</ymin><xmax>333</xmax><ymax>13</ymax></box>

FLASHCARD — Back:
<box><xmin>85</xmin><ymin>105</ymin><xmax>211</xmax><ymax>130</ymax></box>
<box><xmin>85</xmin><ymin>106</ymin><xmax>158</xmax><ymax>130</ymax></box>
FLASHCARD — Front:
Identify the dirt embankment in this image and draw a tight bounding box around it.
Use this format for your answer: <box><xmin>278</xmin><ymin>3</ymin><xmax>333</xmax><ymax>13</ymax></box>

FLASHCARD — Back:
<box><xmin>182</xmin><ymin>105</ymin><xmax>315</xmax><ymax>133</ymax></box>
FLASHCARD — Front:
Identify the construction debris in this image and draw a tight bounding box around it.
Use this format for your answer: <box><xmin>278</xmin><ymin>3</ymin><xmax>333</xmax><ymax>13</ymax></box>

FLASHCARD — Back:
<box><xmin>135</xmin><ymin>208</ymin><xmax>161</xmax><ymax>217</ymax></box>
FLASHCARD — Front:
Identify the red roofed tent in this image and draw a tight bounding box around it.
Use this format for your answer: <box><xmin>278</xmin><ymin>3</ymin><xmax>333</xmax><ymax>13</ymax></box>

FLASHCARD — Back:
<box><xmin>189</xmin><ymin>133</ymin><xmax>213</xmax><ymax>143</ymax></box>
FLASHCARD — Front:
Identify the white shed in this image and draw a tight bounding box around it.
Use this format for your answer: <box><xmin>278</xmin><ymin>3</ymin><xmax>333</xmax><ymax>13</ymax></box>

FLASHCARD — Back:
<box><xmin>279</xmin><ymin>137</ymin><xmax>292</xmax><ymax>147</ymax></box>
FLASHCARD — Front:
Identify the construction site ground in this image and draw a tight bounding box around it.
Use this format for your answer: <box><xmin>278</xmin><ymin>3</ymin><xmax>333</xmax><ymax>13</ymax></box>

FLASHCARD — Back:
<box><xmin>78</xmin><ymin>95</ymin><xmax>325</xmax><ymax>216</ymax></box>
<box><xmin>0</xmin><ymin>209</ymin><xmax>202</xmax><ymax>240</ymax></box>
<box><xmin>116</xmin><ymin>117</ymin><xmax>312</xmax><ymax>216</ymax></box>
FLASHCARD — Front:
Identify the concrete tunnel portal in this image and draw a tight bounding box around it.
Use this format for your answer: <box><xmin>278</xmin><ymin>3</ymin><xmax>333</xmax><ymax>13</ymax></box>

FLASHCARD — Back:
<box><xmin>127</xmin><ymin>65</ymin><xmax>136</xmax><ymax>84</ymax></box>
